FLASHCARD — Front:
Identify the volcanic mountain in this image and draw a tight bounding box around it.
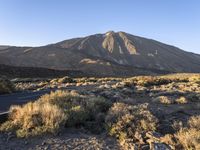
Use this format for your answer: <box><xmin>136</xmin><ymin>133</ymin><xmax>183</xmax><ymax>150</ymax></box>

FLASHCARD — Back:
<box><xmin>0</xmin><ymin>31</ymin><xmax>200</xmax><ymax>76</ymax></box>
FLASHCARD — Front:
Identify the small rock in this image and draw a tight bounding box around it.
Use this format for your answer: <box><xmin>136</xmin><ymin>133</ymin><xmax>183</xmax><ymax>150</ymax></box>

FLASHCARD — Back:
<box><xmin>151</xmin><ymin>142</ymin><xmax>172</xmax><ymax>150</ymax></box>
<box><xmin>146</xmin><ymin>132</ymin><xmax>172</xmax><ymax>150</ymax></box>
<box><xmin>141</xmin><ymin>144</ymin><xmax>150</xmax><ymax>150</ymax></box>
<box><xmin>122</xmin><ymin>88</ymin><xmax>133</xmax><ymax>95</ymax></box>
<box><xmin>6</xmin><ymin>132</ymin><xmax>15</xmax><ymax>142</ymax></box>
<box><xmin>24</xmin><ymin>140</ymin><xmax>28</xmax><ymax>145</ymax></box>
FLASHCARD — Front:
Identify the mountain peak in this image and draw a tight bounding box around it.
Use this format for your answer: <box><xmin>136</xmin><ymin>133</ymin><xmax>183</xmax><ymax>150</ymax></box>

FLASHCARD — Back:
<box><xmin>1</xmin><ymin>31</ymin><xmax>200</xmax><ymax>76</ymax></box>
<box><xmin>105</xmin><ymin>31</ymin><xmax>115</xmax><ymax>36</ymax></box>
<box><xmin>101</xmin><ymin>31</ymin><xmax>137</xmax><ymax>56</ymax></box>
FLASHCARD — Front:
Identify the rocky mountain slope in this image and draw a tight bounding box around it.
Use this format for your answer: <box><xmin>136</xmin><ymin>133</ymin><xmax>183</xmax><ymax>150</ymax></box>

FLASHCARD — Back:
<box><xmin>0</xmin><ymin>31</ymin><xmax>200</xmax><ymax>76</ymax></box>
<box><xmin>0</xmin><ymin>64</ymin><xmax>84</xmax><ymax>78</ymax></box>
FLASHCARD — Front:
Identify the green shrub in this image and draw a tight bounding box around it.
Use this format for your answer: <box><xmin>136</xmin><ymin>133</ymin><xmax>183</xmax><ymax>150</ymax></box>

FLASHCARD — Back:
<box><xmin>65</xmin><ymin>106</ymin><xmax>89</xmax><ymax>127</ymax></box>
<box><xmin>0</xmin><ymin>78</ymin><xmax>15</xmax><ymax>94</ymax></box>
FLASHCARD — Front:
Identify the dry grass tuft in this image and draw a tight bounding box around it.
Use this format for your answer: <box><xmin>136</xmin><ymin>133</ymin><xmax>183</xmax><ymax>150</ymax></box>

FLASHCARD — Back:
<box><xmin>175</xmin><ymin>128</ymin><xmax>200</xmax><ymax>149</ymax></box>
<box><xmin>153</xmin><ymin>96</ymin><xmax>174</xmax><ymax>104</ymax></box>
<box><xmin>161</xmin><ymin>115</ymin><xmax>200</xmax><ymax>149</ymax></box>
<box><xmin>0</xmin><ymin>102</ymin><xmax>66</xmax><ymax>137</ymax></box>
<box><xmin>175</xmin><ymin>96</ymin><xmax>188</xmax><ymax>104</ymax></box>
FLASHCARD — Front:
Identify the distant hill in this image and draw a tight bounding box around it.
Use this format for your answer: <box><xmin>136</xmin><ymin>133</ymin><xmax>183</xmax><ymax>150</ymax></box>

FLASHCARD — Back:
<box><xmin>0</xmin><ymin>64</ymin><xmax>84</xmax><ymax>78</ymax></box>
<box><xmin>0</xmin><ymin>31</ymin><xmax>200</xmax><ymax>76</ymax></box>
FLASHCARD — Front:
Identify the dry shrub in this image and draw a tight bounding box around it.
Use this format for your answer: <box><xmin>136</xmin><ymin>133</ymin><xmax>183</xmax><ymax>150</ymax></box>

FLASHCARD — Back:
<box><xmin>75</xmin><ymin>77</ymin><xmax>87</xmax><ymax>83</ymax></box>
<box><xmin>85</xmin><ymin>77</ymin><xmax>98</xmax><ymax>83</ymax></box>
<box><xmin>40</xmin><ymin>90</ymin><xmax>111</xmax><ymax>126</ymax></box>
<box><xmin>58</xmin><ymin>76</ymin><xmax>75</xmax><ymax>83</ymax></box>
<box><xmin>153</xmin><ymin>96</ymin><xmax>174</xmax><ymax>104</ymax></box>
<box><xmin>0</xmin><ymin>102</ymin><xmax>66</xmax><ymax>137</ymax></box>
<box><xmin>105</xmin><ymin>103</ymin><xmax>158</xmax><ymax>144</ymax></box>
<box><xmin>175</xmin><ymin>116</ymin><xmax>200</xmax><ymax>149</ymax></box>
<box><xmin>125</xmin><ymin>76</ymin><xmax>172</xmax><ymax>87</ymax></box>
<box><xmin>40</xmin><ymin>90</ymin><xmax>111</xmax><ymax>130</ymax></box>
<box><xmin>0</xmin><ymin>78</ymin><xmax>15</xmax><ymax>94</ymax></box>
<box><xmin>188</xmin><ymin>115</ymin><xmax>200</xmax><ymax>130</ymax></box>
<box><xmin>38</xmin><ymin>90</ymin><xmax>81</xmax><ymax>108</ymax></box>
<box><xmin>38</xmin><ymin>81</ymin><xmax>48</xmax><ymax>87</ymax></box>
<box><xmin>161</xmin><ymin>115</ymin><xmax>200</xmax><ymax>149</ymax></box>
<box><xmin>50</xmin><ymin>78</ymin><xmax>58</xmax><ymax>84</ymax></box>
<box><xmin>75</xmin><ymin>77</ymin><xmax>98</xmax><ymax>83</ymax></box>
<box><xmin>142</xmin><ymin>77</ymin><xmax>172</xmax><ymax>87</ymax></box>
<box><xmin>125</xmin><ymin>75</ymin><xmax>190</xmax><ymax>88</ymax></box>
<box><xmin>50</xmin><ymin>76</ymin><xmax>75</xmax><ymax>84</ymax></box>
<box><xmin>189</xmin><ymin>76</ymin><xmax>200</xmax><ymax>83</ymax></box>
<box><xmin>0</xmin><ymin>90</ymin><xmax>112</xmax><ymax>137</ymax></box>
<box><xmin>175</xmin><ymin>96</ymin><xmax>188</xmax><ymax>104</ymax></box>
<box><xmin>175</xmin><ymin>128</ymin><xmax>200</xmax><ymax>150</ymax></box>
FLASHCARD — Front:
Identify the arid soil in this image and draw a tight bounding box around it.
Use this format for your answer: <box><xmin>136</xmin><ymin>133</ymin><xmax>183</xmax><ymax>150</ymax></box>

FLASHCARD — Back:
<box><xmin>0</xmin><ymin>74</ymin><xmax>200</xmax><ymax>149</ymax></box>
<box><xmin>0</xmin><ymin>129</ymin><xmax>121</xmax><ymax>150</ymax></box>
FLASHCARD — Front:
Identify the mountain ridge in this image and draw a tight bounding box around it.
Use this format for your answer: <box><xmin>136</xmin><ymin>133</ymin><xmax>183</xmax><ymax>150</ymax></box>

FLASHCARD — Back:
<box><xmin>0</xmin><ymin>31</ymin><xmax>200</xmax><ymax>76</ymax></box>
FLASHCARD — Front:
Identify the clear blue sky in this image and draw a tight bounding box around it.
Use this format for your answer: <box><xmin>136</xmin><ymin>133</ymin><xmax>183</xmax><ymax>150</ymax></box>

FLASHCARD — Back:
<box><xmin>0</xmin><ymin>0</ymin><xmax>200</xmax><ymax>54</ymax></box>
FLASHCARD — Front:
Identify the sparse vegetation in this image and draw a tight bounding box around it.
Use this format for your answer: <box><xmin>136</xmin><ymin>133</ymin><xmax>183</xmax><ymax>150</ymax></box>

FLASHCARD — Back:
<box><xmin>1</xmin><ymin>73</ymin><xmax>200</xmax><ymax>149</ymax></box>
<box><xmin>161</xmin><ymin>115</ymin><xmax>200</xmax><ymax>149</ymax></box>
<box><xmin>0</xmin><ymin>78</ymin><xmax>15</xmax><ymax>94</ymax></box>
<box><xmin>0</xmin><ymin>90</ymin><xmax>111</xmax><ymax>137</ymax></box>
<box><xmin>124</xmin><ymin>76</ymin><xmax>189</xmax><ymax>88</ymax></box>
<box><xmin>50</xmin><ymin>76</ymin><xmax>75</xmax><ymax>84</ymax></box>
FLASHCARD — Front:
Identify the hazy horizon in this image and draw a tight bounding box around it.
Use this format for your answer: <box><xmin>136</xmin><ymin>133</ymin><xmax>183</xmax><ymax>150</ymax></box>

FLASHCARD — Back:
<box><xmin>0</xmin><ymin>0</ymin><xmax>200</xmax><ymax>54</ymax></box>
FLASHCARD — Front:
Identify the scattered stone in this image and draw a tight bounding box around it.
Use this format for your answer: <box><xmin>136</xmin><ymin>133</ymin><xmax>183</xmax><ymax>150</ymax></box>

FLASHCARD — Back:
<box><xmin>6</xmin><ymin>132</ymin><xmax>15</xmax><ymax>142</ymax></box>
<box><xmin>141</xmin><ymin>144</ymin><xmax>150</xmax><ymax>150</ymax></box>
<box><xmin>146</xmin><ymin>132</ymin><xmax>172</xmax><ymax>150</ymax></box>
<box><xmin>122</xmin><ymin>88</ymin><xmax>134</xmax><ymax>95</ymax></box>
<box><xmin>151</xmin><ymin>142</ymin><xmax>172</xmax><ymax>150</ymax></box>
<box><xmin>24</xmin><ymin>140</ymin><xmax>28</xmax><ymax>145</ymax></box>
